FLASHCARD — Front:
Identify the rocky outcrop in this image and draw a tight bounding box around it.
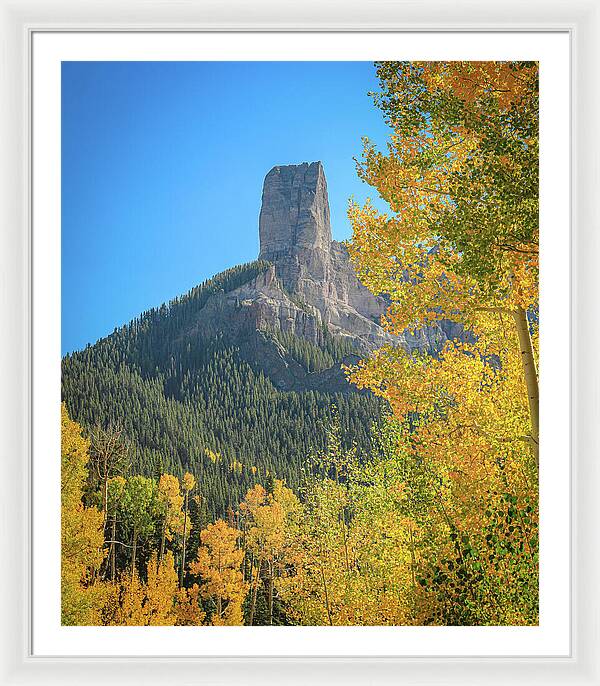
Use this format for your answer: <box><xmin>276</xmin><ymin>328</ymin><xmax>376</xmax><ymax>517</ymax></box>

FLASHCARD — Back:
<box><xmin>259</xmin><ymin>162</ymin><xmax>332</xmax><ymax>264</ymax></box>
<box><xmin>254</xmin><ymin>161</ymin><xmax>393</xmax><ymax>352</ymax></box>
<box><xmin>184</xmin><ymin>161</ymin><xmax>459</xmax><ymax>391</ymax></box>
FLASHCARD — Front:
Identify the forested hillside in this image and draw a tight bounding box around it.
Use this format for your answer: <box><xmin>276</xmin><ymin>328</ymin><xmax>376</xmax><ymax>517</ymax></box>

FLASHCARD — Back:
<box><xmin>61</xmin><ymin>60</ymin><xmax>539</xmax><ymax>629</ymax></box>
<box><xmin>62</xmin><ymin>261</ymin><xmax>383</xmax><ymax>518</ymax></box>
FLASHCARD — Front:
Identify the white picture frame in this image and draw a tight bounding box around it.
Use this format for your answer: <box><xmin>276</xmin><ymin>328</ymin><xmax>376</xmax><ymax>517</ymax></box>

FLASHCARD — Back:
<box><xmin>1</xmin><ymin>1</ymin><xmax>598</xmax><ymax>684</ymax></box>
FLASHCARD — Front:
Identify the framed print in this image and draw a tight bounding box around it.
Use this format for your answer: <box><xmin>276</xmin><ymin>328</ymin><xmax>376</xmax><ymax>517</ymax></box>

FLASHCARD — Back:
<box><xmin>0</xmin><ymin>1</ymin><xmax>598</xmax><ymax>684</ymax></box>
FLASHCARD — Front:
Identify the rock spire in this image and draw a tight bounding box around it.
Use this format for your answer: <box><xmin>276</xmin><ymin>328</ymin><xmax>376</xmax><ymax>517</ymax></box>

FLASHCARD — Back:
<box><xmin>258</xmin><ymin>161</ymin><xmax>332</xmax><ymax>263</ymax></box>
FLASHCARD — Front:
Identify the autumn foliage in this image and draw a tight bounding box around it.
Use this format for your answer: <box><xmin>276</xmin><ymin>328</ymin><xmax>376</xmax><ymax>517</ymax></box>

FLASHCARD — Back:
<box><xmin>346</xmin><ymin>60</ymin><xmax>539</xmax><ymax>623</ymax></box>
<box><xmin>61</xmin><ymin>60</ymin><xmax>538</xmax><ymax>626</ymax></box>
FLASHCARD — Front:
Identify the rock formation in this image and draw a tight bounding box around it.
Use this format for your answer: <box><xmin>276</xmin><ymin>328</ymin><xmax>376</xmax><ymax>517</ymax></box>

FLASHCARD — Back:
<box><xmin>188</xmin><ymin>161</ymin><xmax>456</xmax><ymax>390</ymax></box>
<box><xmin>259</xmin><ymin>162</ymin><xmax>332</xmax><ymax>265</ymax></box>
<box><xmin>253</xmin><ymin>161</ymin><xmax>391</xmax><ymax>350</ymax></box>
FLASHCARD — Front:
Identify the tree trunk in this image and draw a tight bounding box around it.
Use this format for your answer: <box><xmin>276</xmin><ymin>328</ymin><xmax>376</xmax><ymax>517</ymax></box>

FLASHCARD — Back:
<box><xmin>131</xmin><ymin>529</ymin><xmax>138</xmax><ymax>577</ymax></box>
<box><xmin>110</xmin><ymin>515</ymin><xmax>117</xmax><ymax>581</ymax></box>
<box><xmin>102</xmin><ymin>474</ymin><xmax>109</xmax><ymax>534</ymax></box>
<box><xmin>267</xmin><ymin>561</ymin><xmax>274</xmax><ymax>626</ymax></box>
<box><xmin>409</xmin><ymin>524</ymin><xmax>417</xmax><ymax>591</ymax></box>
<box><xmin>341</xmin><ymin>513</ymin><xmax>350</xmax><ymax>573</ymax></box>
<box><xmin>513</xmin><ymin>306</ymin><xmax>539</xmax><ymax>465</ymax></box>
<box><xmin>159</xmin><ymin>522</ymin><xmax>166</xmax><ymax>565</ymax></box>
<box><xmin>248</xmin><ymin>558</ymin><xmax>262</xmax><ymax>627</ymax></box>
<box><xmin>180</xmin><ymin>491</ymin><xmax>188</xmax><ymax>588</ymax></box>
<box><xmin>320</xmin><ymin>564</ymin><xmax>333</xmax><ymax>626</ymax></box>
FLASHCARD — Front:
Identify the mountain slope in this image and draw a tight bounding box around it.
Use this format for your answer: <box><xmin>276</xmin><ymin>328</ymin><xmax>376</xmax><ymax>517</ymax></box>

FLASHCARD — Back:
<box><xmin>62</xmin><ymin>258</ymin><xmax>384</xmax><ymax>517</ymax></box>
<box><xmin>62</xmin><ymin>161</ymin><xmax>455</xmax><ymax>516</ymax></box>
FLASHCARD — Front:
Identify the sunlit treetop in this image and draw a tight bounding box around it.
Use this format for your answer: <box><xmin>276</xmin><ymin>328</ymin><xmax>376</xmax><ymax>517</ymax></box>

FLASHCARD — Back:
<box><xmin>351</xmin><ymin>60</ymin><xmax>538</xmax><ymax>311</ymax></box>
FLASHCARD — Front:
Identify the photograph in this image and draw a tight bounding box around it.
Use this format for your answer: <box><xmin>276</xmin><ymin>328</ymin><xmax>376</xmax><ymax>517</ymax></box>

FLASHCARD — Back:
<box><xmin>60</xmin><ymin>59</ymin><xmax>539</xmax><ymax>628</ymax></box>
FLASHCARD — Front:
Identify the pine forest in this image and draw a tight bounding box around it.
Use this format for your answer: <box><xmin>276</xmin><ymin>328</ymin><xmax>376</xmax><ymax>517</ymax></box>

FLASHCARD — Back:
<box><xmin>61</xmin><ymin>61</ymin><xmax>539</xmax><ymax>627</ymax></box>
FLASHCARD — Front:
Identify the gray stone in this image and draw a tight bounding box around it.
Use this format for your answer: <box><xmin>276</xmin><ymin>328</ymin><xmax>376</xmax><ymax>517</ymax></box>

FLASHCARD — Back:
<box><xmin>253</xmin><ymin>161</ymin><xmax>395</xmax><ymax>352</ymax></box>
<box><xmin>184</xmin><ymin>161</ymin><xmax>459</xmax><ymax>391</ymax></box>
<box><xmin>259</xmin><ymin>162</ymin><xmax>332</xmax><ymax>263</ymax></box>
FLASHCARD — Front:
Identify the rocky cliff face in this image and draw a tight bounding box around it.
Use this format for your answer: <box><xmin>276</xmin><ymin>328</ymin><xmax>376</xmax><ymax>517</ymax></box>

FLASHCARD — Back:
<box><xmin>253</xmin><ymin>161</ymin><xmax>391</xmax><ymax>351</ymax></box>
<box><xmin>187</xmin><ymin>161</ymin><xmax>456</xmax><ymax>390</ymax></box>
<box><xmin>259</xmin><ymin>162</ymin><xmax>332</xmax><ymax>264</ymax></box>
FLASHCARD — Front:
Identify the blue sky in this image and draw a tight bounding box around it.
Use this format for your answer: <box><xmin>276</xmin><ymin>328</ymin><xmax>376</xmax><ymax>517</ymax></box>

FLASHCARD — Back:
<box><xmin>62</xmin><ymin>61</ymin><xmax>392</xmax><ymax>355</ymax></box>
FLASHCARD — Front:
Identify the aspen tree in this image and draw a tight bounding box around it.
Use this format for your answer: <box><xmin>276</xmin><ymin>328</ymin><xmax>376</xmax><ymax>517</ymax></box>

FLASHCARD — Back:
<box><xmin>61</xmin><ymin>404</ymin><xmax>106</xmax><ymax>625</ymax></box>
<box><xmin>179</xmin><ymin>472</ymin><xmax>196</xmax><ymax>587</ymax></box>
<box><xmin>190</xmin><ymin>519</ymin><xmax>247</xmax><ymax>625</ymax></box>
